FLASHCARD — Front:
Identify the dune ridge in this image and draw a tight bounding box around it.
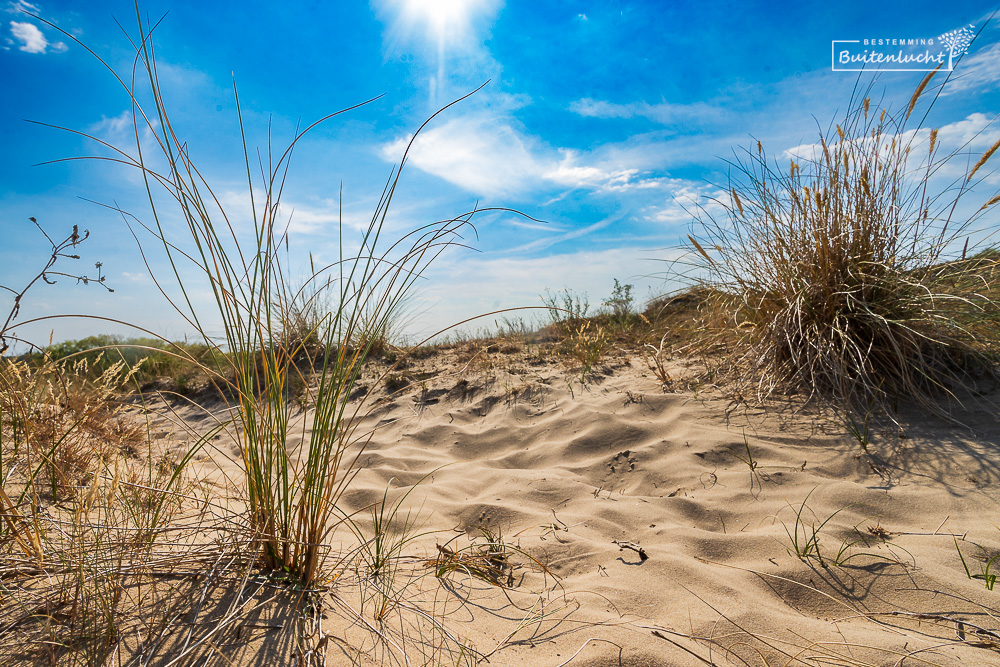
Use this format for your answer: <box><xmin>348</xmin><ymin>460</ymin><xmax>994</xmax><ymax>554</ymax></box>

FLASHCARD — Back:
<box><xmin>158</xmin><ymin>345</ymin><xmax>1000</xmax><ymax>665</ymax></box>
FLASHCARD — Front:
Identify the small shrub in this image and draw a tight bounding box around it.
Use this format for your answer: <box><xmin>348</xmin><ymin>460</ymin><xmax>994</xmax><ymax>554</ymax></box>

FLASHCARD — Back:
<box><xmin>541</xmin><ymin>288</ymin><xmax>589</xmax><ymax>326</ymax></box>
<box><xmin>562</xmin><ymin>320</ymin><xmax>609</xmax><ymax>380</ymax></box>
<box><xmin>499</xmin><ymin>316</ymin><xmax>532</xmax><ymax>338</ymax></box>
<box><xmin>602</xmin><ymin>279</ymin><xmax>634</xmax><ymax>325</ymax></box>
<box><xmin>408</xmin><ymin>344</ymin><xmax>439</xmax><ymax>360</ymax></box>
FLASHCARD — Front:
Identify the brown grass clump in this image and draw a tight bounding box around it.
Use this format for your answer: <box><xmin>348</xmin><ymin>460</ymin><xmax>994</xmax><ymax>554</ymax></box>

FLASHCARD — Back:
<box><xmin>0</xmin><ymin>349</ymin><xmax>204</xmax><ymax>665</ymax></box>
<box><xmin>1</xmin><ymin>356</ymin><xmax>145</xmax><ymax>501</ymax></box>
<box><xmin>686</xmin><ymin>77</ymin><xmax>1000</xmax><ymax>415</ymax></box>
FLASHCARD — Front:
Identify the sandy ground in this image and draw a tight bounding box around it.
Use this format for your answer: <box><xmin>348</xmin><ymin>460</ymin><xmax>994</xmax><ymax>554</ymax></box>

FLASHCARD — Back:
<box><xmin>132</xmin><ymin>344</ymin><xmax>1000</xmax><ymax>666</ymax></box>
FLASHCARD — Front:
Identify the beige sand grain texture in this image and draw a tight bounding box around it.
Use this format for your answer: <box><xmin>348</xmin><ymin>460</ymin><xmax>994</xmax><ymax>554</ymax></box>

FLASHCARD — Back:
<box><xmin>158</xmin><ymin>344</ymin><xmax>1000</xmax><ymax>666</ymax></box>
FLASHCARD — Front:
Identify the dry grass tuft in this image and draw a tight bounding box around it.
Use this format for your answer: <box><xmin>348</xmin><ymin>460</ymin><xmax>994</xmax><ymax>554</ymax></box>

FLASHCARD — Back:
<box><xmin>686</xmin><ymin>81</ymin><xmax>1000</xmax><ymax>416</ymax></box>
<box><xmin>426</xmin><ymin>525</ymin><xmax>519</xmax><ymax>588</ymax></box>
<box><xmin>0</xmin><ymin>354</ymin><xmax>206</xmax><ymax>665</ymax></box>
<box><xmin>1</xmin><ymin>356</ymin><xmax>145</xmax><ymax>502</ymax></box>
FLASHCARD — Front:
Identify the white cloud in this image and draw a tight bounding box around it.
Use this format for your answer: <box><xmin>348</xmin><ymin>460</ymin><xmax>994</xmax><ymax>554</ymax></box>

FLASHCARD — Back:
<box><xmin>934</xmin><ymin>112</ymin><xmax>999</xmax><ymax>148</ymax></box>
<box><xmin>569</xmin><ymin>98</ymin><xmax>638</xmax><ymax>119</ymax></box>
<box><xmin>719</xmin><ymin>113</ymin><xmax>1000</xmax><ymax>232</ymax></box>
<box><xmin>382</xmin><ymin>115</ymin><xmax>544</xmax><ymax>198</ymax></box>
<box><xmin>277</xmin><ymin>201</ymin><xmax>371</xmax><ymax>235</ymax></box>
<box><xmin>488</xmin><ymin>90</ymin><xmax>532</xmax><ymax>111</ymax></box>
<box><xmin>780</xmin><ymin>113</ymin><xmax>1000</xmax><ymax>176</ymax></box>
<box><xmin>381</xmin><ymin>114</ymin><xmax>668</xmax><ymax>198</ymax></box>
<box><xmin>569</xmin><ymin>97</ymin><xmax>725</xmax><ymax>126</ymax></box>
<box><xmin>155</xmin><ymin>61</ymin><xmax>214</xmax><ymax>93</ymax></box>
<box><xmin>10</xmin><ymin>20</ymin><xmax>45</xmax><ymax>52</ymax></box>
<box><xmin>7</xmin><ymin>13</ymin><xmax>67</xmax><ymax>53</ymax></box>
<box><xmin>543</xmin><ymin>158</ymin><xmax>609</xmax><ymax>188</ymax></box>
<box><xmin>87</xmin><ymin>111</ymin><xmax>162</xmax><ymax>174</ymax></box>
<box><xmin>927</xmin><ymin>113</ymin><xmax>1000</xmax><ymax>186</ymax></box>
<box><xmin>505</xmin><ymin>217</ymin><xmax>565</xmax><ymax>232</ymax></box>
<box><xmin>646</xmin><ymin>181</ymin><xmax>727</xmax><ymax>224</ymax></box>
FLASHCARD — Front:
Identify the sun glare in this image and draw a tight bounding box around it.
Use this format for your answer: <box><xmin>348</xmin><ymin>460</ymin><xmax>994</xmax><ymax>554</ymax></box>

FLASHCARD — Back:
<box><xmin>401</xmin><ymin>0</ymin><xmax>487</xmax><ymax>41</ymax></box>
<box><xmin>408</xmin><ymin>0</ymin><xmax>465</xmax><ymax>29</ymax></box>
<box><xmin>382</xmin><ymin>0</ymin><xmax>499</xmax><ymax>104</ymax></box>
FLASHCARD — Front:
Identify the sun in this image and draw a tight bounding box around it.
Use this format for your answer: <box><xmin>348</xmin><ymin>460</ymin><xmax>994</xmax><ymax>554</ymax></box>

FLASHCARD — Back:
<box><xmin>400</xmin><ymin>0</ymin><xmax>488</xmax><ymax>43</ymax></box>
<box><xmin>379</xmin><ymin>0</ymin><xmax>499</xmax><ymax>102</ymax></box>
<box><xmin>406</xmin><ymin>0</ymin><xmax>467</xmax><ymax>30</ymax></box>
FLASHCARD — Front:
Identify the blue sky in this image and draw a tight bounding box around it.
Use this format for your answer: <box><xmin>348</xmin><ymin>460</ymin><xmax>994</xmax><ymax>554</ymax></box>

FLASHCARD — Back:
<box><xmin>2</xmin><ymin>0</ymin><xmax>999</xmax><ymax>347</ymax></box>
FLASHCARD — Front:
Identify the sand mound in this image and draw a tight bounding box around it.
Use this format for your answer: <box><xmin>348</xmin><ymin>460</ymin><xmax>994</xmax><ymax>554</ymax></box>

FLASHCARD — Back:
<box><xmin>151</xmin><ymin>344</ymin><xmax>1000</xmax><ymax>666</ymax></box>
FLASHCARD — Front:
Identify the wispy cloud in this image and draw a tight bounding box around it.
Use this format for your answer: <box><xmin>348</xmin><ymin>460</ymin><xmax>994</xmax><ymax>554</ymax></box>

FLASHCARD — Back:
<box><xmin>5</xmin><ymin>1</ymin><xmax>39</xmax><ymax>13</ymax></box>
<box><xmin>569</xmin><ymin>97</ymin><xmax>725</xmax><ymax>126</ymax></box>
<box><xmin>935</xmin><ymin>112</ymin><xmax>1000</xmax><ymax>148</ymax></box>
<box><xmin>278</xmin><ymin>201</ymin><xmax>371</xmax><ymax>236</ymax></box>
<box><xmin>545</xmin><ymin>149</ymin><xmax>665</xmax><ymax>193</ymax></box>
<box><xmin>928</xmin><ymin>113</ymin><xmax>1000</xmax><ymax>185</ymax></box>
<box><xmin>507</xmin><ymin>212</ymin><xmax>626</xmax><ymax>254</ymax></box>
<box><xmin>946</xmin><ymin>42</ymin><xmax>1000</xmax><ymax>94</ymax></box>
<box><xmin>120</xmin><ymin>271</ymin><xmax>152</xmax><ymax>284</ymax></box>
<box><xmin>87</xmin><ymin>110</ymin><xmax>162</xmax><ymax>171</ymax></box>
<box><xmin>504</xmin><ymin>217</ymin><xmax>565</xmax><ymax>232</ymax></box>
<box><xmin>89</xmin><ymin>111</ymin><xmax>134</xmax><ymax>139</ymax></box>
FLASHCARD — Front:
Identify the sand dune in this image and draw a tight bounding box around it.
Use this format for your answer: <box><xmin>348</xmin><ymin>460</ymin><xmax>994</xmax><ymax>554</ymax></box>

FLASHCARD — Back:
<box><xmin>157</xmin><ymin>345</ymin><xmax>1000</xmax><ymax>666</ymax></box>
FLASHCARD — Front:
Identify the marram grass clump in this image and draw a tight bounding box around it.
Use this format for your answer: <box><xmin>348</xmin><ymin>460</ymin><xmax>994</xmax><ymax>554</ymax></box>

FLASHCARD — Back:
<box><xmin>688</xmin><ymin>74</ymin><xmax>1000</xmax><ymax>414</ymax></box>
